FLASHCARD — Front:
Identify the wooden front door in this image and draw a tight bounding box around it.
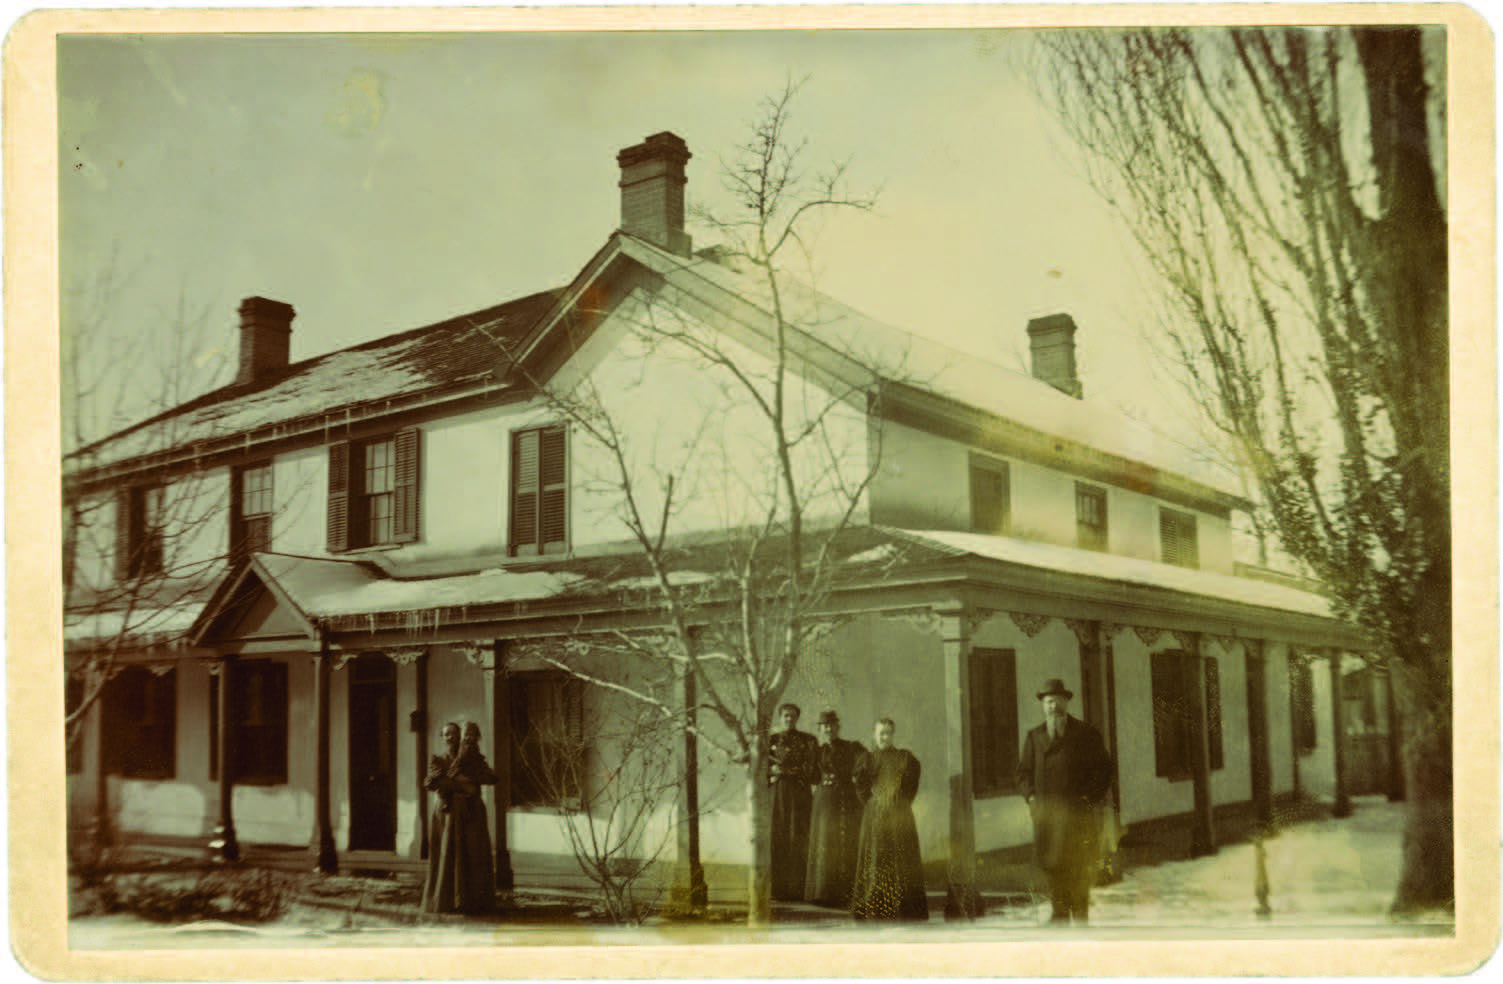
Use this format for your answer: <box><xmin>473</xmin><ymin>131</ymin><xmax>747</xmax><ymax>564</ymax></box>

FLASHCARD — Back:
<box><xmin>348</xmin><ymin>654</ymin><xmax>397</xmax><ymax>851</ymax></box>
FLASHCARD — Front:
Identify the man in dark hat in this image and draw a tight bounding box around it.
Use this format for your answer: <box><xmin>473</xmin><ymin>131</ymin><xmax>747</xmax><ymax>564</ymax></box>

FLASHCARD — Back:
<box><xmin>1017</xmin><ymin>678</ymin><xmax>1113</xmax><ymax>925</ymax></box>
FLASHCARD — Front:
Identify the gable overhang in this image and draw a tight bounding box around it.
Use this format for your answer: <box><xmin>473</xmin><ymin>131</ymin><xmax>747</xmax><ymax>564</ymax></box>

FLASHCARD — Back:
<box><xmin>189</xmin><ymin>555</ymin><xmax>322</xmax><ymax>654</ymax></box>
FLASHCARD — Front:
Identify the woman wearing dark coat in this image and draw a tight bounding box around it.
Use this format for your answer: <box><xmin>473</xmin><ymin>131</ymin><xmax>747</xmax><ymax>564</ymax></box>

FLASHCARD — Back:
<box><xmin>768</xmin><ymin>703</ymin><xmax>819</xmax><ymax>901</ymax></box>
<box><xmin>804</xmin><ymin>710</ymin><xmax>864</xmax><ymax>907</ymax></box>
<box><xmin>850</xmin><ymin>717</ymin><xmax>928</xmax><ymax>921</ymax></box>
<box><xmin>421</xmin><ymin>721</ymin><xmax>498</xmax><ymax>915</ymax></box>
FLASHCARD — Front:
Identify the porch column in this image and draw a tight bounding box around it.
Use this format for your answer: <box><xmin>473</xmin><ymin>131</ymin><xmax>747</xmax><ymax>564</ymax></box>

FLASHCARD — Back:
<box><xmin>312</xmin><ymin>642</ymin><xmax>338</xmax><ymax>873</ymax></box>
<box><xmin>673</xmin><ymin>661</ymin><xmax>708</xmax><ymax>908</ymax></box>
<box><xmin>92</xmin><ymin>688</ymin><xmax>112</xmax><ymax>851</ymax></box>
<box><xmin>416</xmin><ymin>649</ymin><xmax>430</xmax><ymax>860</ymax></box>
<box><xmin>1186</xmin><ymin>634</ymin><xmax>1215</xmax><ymax>858</ymax></box>
<box><xmin>1328</xmin><ymin>649</ymin><xmax>1352</xmax><ymax>818</ymax></box>
<box><xmin>210</xmin><ymin>656</ymin><xmax>240</xmax><ymax>862</ymax></box>
<box><xmin>491</xmin><ymin>640</ymin><xmax>515</xmax><ymax>892</ymax></box>
<box><xmin>1383</xmin><ymin>658</ymin><xmax>1406</xmax><ymax>802</ymax></box>
<box><xmin>1245</xmin><ymin>640</ymin><xmax>1273</xmax><ymax>831</ymax></box>
<box><xmin>1102</xmin><ymin>629</ymin><xmax>1122</xmax><ymax>822</ymax></box>
<box><xmin>1288</xmin><ymin>649</ymin><xmax>1303</xmax><ymax>799</ymax></box>
<box><xmin>938</xmin><ymin>606</ymin><xmax>983</xmax><ymax>920</ymax></box>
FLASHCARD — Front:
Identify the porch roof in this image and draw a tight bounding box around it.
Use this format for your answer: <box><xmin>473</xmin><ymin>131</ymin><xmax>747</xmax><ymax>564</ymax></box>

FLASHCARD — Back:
<box><xmin>886</xmin><ymin>529</ymin><xmax>1338</xmax><ymax>619</ymax></box>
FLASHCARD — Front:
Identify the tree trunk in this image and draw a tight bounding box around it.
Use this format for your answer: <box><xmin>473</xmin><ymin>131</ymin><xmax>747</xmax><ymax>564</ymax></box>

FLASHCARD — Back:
<box><xmin>746</xmin><ymin>738</ymin><xmax>773</xmax><ymax>926</ymax></box>
<box><xmin>1391</xmin><ymin>661</ymin><xmax>1454</xmax><ymax>913</ymax></box>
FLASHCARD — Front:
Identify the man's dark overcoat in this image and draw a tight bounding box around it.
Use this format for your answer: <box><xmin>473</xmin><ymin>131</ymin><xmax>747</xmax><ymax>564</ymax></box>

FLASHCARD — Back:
<box><xmin>768</xmin><ymin>726</ymin><xmax>819</xmax><ymax>901</ymax></box>
<box><xmin>1015</xmin><ymin>715</ymin><xmax>1112</xmax><ymax>872</ymax></box>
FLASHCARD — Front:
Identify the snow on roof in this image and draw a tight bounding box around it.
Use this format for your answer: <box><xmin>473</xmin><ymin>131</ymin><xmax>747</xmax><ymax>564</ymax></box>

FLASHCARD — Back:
<box><xmin>70</xmin><ymin>290</ymin><xmax>559</xmax><ymax>473</ymax></box>
<box><xmin>890</xmin><ymin>528</ymin><xmax>1337</xmax><ymax>618</ymax></box>
<box><xmin>256</xmin><ymin>552</ymin><xmax>583</xmax><ymax>619</ymax></box>
<box><xmin>64</xmin><ymin>602</ymin><xmax>204</xmax><ymax>648</ymax></box>
<box><xmin>622</xmin><ymin>237</ymin><xmax>1240</xmax><ymax>499</ymax></box>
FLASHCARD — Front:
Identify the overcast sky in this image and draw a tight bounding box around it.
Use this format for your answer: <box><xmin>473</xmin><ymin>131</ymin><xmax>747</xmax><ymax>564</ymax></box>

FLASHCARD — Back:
<box><xmin>59</xmin><ymin>29</ymin><xmax>1194</xmax><ymax>448</ymax></box>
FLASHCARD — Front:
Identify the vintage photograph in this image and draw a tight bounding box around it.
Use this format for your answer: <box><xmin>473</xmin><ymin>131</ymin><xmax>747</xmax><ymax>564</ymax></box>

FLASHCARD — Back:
<box><xmin>11</xmin><ymin>5</ymin><xmax>1492</xmax><ymax>976</ymax></box>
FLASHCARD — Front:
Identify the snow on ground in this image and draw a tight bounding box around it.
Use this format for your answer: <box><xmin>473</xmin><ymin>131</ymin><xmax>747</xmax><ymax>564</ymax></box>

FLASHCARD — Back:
<box><xmin>69</xmin><ymin>798</ymin><xmax>1450</xmax><ymax>950</ymax></box>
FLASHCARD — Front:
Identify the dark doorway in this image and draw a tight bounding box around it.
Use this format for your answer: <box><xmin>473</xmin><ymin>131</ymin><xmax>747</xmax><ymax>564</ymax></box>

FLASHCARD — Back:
<box><xmin>348</xmin><ymin>653</ymin><xmax>397</xmax><ymax>851</ymax></box>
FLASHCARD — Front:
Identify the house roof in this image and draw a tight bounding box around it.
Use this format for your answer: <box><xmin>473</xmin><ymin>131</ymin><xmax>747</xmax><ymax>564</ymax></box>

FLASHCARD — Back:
<box><xmin>617</xmin><ymin>236</ymin><xmax>1245</xmax><ymax>503</ymax></box>
<box><xmin>67</xmin><ymin>289</ymin><xmax>561</xmax><ymax>474</ymax></box>
<box><xmin>70</xmin><ymin>228</ymin><xmax>1240</xmax><ymax>509</ymax></box>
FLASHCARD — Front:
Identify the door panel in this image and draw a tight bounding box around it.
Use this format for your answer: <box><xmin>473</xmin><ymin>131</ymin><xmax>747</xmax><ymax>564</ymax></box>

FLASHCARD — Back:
<box><xmin>348</xmin><ymin>654</ymin><xmax>397</xmax><ymax>851</ymax></box>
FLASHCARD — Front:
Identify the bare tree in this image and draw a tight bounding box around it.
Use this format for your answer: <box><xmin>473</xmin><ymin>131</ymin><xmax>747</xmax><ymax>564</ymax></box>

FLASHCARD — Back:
<box><xmin>512</xmin><ymin>691</ymin><xmax>692</xmax><ymax>924</ymax></box>
<box><xmin>487</xmin><ymin>80</ymin><xmax>891</xmax><ymax>926</ymax></box>
<box><xmin>1034</xmin><ymin>27</ymin><xmax>1450</xmax><ymax>911</ymax></box>
<box><xmin>62</xmin><ymin>266</ymin><xmax>233</xmax><ymax>759</ymax></box>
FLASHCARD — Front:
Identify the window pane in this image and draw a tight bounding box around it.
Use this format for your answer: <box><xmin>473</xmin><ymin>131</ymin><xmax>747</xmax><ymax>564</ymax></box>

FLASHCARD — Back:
<box><xmin>368</xmin><ymin>492</ymin><xmax>393</xmax><ymax>544</ymax></box>
<box><xmin>365</xmin><ymin>440</ymin><xmax>394</xmax><ymax>494</ymax></box>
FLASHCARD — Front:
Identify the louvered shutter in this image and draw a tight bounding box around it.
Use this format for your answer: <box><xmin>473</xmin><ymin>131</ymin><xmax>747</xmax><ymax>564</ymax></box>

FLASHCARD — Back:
<box><xmin>967</xmin><ymin>652</ymin><xmax>993</xmax><ymax>794</ymax></box>
<box><xmin>1160</xmin><ymin>511</ymin><xmax>1180</xmax><ymax>566</ymax></box>
<box><xmin>114</xmin><ymin>489</ymin><xmax>133</xmax><ymax>580</ymax></box>
<box><xmin>1182</xmin><ymin>515</ymin><xmax>1199</xmax><ymax>568</ymax></box>
<box><xmin>970</xmin><ymin>461</ymin><xmax>1007</xmax><ymax>535</ymax></box>
<box><xmin>327</xmin><ymin>442</ymin><xmax>351</xmax><ymax>553</ymax></box>
<box><xmin>1150</xmin><ymin>651</ymin><xmax>1179</xmax><ymax>777</ymax></box>
<box><xmin>539</xmin><ymin>428</ymin><xmax>568</xmax><ymax>551</ymax></box>
<box><xmin>510</xmin><ymin>430</ymin><xmax>539</xmax><ymax>553</ymax></box>
<box><xmin>392</xmin><ymin>427</ymin><xmax>421</xmax><ymax>544</ymax></box>
<box><xmin>1205</xmin><ymin>656</ymin><xmax>1223</xmax><ymax>770</ymax></box>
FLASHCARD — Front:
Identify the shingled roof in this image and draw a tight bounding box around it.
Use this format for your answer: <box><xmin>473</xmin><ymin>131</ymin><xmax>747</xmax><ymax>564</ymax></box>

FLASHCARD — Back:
<box><xmin>67</xmin><ymin>288</ymin><xmax>562</xmax><ymax>475</ymax></box>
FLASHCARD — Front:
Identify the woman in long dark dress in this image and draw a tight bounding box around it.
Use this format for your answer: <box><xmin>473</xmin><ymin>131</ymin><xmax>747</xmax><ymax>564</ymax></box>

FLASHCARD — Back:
<box><xmin>850</xmin><ymin>717</ymin><xmax>928</xmax><ymax>921</ymax></box>
<box><xmin>421</xmin><ymin>721</ymin><xmax>498</xmax><ymax>915</ymax></box>
<box><xmin>768</xmin><ymin>702</ymin><xmax>819</xmax><ymax>901</ymax></box>
<box><xmin>805</xmin><ymin>709</ymin><xmax>864</xmax><ymax>907</ymax></box>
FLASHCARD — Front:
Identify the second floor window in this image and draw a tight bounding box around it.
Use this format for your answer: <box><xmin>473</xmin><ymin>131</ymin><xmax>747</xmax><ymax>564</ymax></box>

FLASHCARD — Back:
<box><xmin>115</xmin><ymin>484</ymin><xmax>165</xmax><ymax>580</ymax></box>
<box><xmin>510</xmin><ymin>426</ymin><xmax>569</xmax><ymax>556</ymax></box>
<box><xmin>230</xmin><ymin>462</ymin><xmax>274</xmax><ymax>563</ymax></box>
<box><xmin>327</xmin><ymin>428</ymin><xmax>421</xmax><ymax>552</ymax></box>
<box><xmin>1075</xmin><ymin>483</ymin><xmax>1108</xmax><ymax>551</ymax></box>
<box><xmin>969</xmin><ymin>455</ymin><xmax>1010</xmax><ymax>535</ymax></box>
<box><xmin>1160</xmin><ymin>508</ymin><xmax>1200</xmax><ymax>568</ymax></box>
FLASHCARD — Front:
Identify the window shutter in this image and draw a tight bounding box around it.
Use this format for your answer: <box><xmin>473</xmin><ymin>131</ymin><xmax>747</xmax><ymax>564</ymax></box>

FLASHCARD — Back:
<box><xmin>327</xmin><ymin>442</ymin><xmax>350</xmax><ymax>552</ymax></box>
<box><xmin>1205</xmin><ymin>655</ymin><xmax>1223</xmax><ymax>770</ymax></box>
<box><xmin>1183</xmin><ymin>516</ymin><xmax>1199</xmax><ymax>568</ymax></box>
<box><xmin>511</xmin><ymin>430</ymin><xmax>539</xmax><ymax>552</ymax></box>
<box><xmin>1160</xmin><ymin>511</ymin><xmax>1179</xmax><ymax>566</ymax></box>
<box><xmin>539</xmin><ymin>428</ymin><xmax>568</xmax><ymax>550</ymax></box>
<box><xmin>228</xmin><ymin>468</ymin><xmax>244</xmax><ymax>562</ymax></box>
<box><xmin>392</xmin><ymin>427</ymin><xmax>421</xmax><ymax>544</ymax></box>
<box><xmin>114</xmin><ymin>489</ymin><xmax>132</xmax><ymax>581</ymax></box>
<box><xmin>970</xmin><ymin>461</ymin><xmax>1007</xmax><ymax>535</ymax></box>
<box><xmin>1150</xmin><ymin>651</ymin><xmax>1179</xmax><ymax>778</ymax></box>
<box><xmin>967</xmin><ymin>652</ymin><xmax>993</xmax><ymax>793</ymax></box>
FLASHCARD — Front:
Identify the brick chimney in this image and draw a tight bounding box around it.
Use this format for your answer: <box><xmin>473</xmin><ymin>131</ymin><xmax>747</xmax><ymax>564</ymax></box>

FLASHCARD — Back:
<box><xmin>1026</xmin><ymin>313</ymin><xmax>1083</xmax><ymax>399</ymax></box>
<box><xmin>236</xmin><ymin>296</ymin><xmax>295</xmax><ymax>386</ymax></box>
<box><xmin>616</xmin><ymin>132</ymin><xmax>692</xmax><ymax>256</ymax></box>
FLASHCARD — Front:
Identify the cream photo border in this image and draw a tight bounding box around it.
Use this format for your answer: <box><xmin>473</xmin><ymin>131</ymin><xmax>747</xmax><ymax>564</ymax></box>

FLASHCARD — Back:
<box><xmin>5</xmin><ymin>3</ymin><xmax>1496</xmax><ymax>978</ymax></box>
